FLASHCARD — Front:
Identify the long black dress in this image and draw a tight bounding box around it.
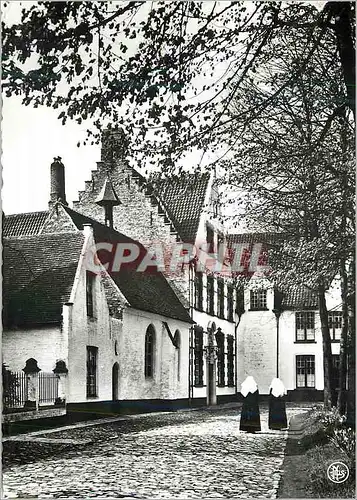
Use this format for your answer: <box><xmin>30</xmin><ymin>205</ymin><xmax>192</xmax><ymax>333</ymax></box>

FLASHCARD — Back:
<box><xmin>268</xmin><ymin>390</ymin><xmax>288</xmax><ymax>430</ymax></box>
<box><xmin>239</xmin><ymin>389</ymin><xmax>261</xmax><ymax>433</ymax></box>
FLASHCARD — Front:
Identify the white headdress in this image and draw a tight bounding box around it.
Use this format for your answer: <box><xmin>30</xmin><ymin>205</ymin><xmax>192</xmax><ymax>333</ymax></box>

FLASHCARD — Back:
<box><xmin>269</xmin><ymin>378</ymin><xmax>287</xmax><ymax>398</ymax></box>
<box><xmin>241</xmin><ymin>376</ymin><xmax>258</xmax><ymax>397</ymax></box>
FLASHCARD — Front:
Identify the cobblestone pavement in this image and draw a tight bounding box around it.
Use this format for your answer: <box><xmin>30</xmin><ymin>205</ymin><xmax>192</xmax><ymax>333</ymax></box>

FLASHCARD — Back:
<box><xmin>3</xmin><ymin>405</ymin><xmax>310</xmax><ymax>499</ymax></box>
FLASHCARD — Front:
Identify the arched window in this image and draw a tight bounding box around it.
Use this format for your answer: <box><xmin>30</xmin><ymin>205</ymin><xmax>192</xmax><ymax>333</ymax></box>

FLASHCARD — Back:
<box><xmin>174</xmin><ymin>330</ymin><xmax>181</xmax><ymax>381</ymax></box>
<box><xmin>145</xmin><ymin>325</ymin><xmax>156</xmax><ymax>378</ymax></box>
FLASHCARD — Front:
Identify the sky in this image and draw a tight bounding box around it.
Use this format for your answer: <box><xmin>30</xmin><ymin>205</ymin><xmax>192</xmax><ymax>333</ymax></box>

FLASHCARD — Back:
<box><xmin>1</xmin><ymin>0</ymin><xmax>328</xmax><ymax>216</ymax></box>
<box><xmin>1</xmin><ymin>0</ymin><xmax>101</xmax><ymax>214</ymax></box>
<box><xmin>2</xmin><ymin>95</ymin><xmax>100</xmax><ymax>214</ymax></box>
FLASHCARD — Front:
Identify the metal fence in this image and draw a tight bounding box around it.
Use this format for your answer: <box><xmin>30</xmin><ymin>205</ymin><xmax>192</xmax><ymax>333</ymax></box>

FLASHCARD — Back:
<box><xmin>39</xmin><ymin>372</ymin><xmax>59</xmax><ymax>405</ymax></box>
<box><xmin>2</xmin><ymin>369</ymin><xmax>59</xmax><ymax>409</ymax></box>
<box><xmin>2</xmin><ymin>370</ymin><xmax>27</xmax><ymax>408</ymax></box>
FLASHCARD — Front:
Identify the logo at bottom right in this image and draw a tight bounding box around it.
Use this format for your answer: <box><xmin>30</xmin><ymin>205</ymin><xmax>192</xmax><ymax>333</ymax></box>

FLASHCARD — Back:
<box><xmin>327</xmin><ymin>462</ymin><xmax>350</xmax><ymax>484</ymax></box>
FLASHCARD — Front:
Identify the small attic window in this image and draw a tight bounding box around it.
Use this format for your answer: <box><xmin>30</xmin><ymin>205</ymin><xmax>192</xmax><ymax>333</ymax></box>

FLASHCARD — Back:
<box><xmin>86</xmin><ymin>271</ymin><xmax>95</xmax><ymax>317</ymax></box>
<box><xmin>250</xmin><ymin>289</ymin><xmax>267</xmax><ymax>310</ymax></box>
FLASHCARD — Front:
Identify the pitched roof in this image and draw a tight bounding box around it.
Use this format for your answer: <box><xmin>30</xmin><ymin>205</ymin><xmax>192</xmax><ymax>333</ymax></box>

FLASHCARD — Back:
<box><xmin>281</xmin><ymin>286</ymin><xmax>318</xmax><ymax>309</ymax></box>
<box><xmin>3</xmin><ymin>233</ymin><xmax>84</xmax><ymax>327</ymax></box>
<box><xmin>62</xmin><ymin>205</ymin><xmax>192</xmax><ymax>323</ymax></box>
<box><xmin>3</xmin><ymin>211</ymin><xmax>49</xmax><ymax>237</ymax></box>
<box><xmin>227</xmin><ymin>232</ymin><xmax>284</xmax><ymax>246</ymax></box>
<box><xmin>153</xmin><ymin>173</ymin><xmax>210</xmax><ymax>243</ymax></box>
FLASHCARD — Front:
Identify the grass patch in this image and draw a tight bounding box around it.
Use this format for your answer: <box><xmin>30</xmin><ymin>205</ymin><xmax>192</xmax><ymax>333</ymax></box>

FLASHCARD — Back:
<box><xmin>305</xmin><ymin>442</ymin><xmax>355</xmax><ymax>498</ymax></box>
<box><xmin>279</xmin><ymin>407</ymin><xmax>355</xmax><ymax>498</ymax></box>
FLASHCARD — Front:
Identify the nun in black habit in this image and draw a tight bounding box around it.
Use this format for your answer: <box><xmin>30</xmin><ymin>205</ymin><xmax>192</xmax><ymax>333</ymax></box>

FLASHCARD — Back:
<box><xmin>239</xmin><ymin>376</ymin><xmax>261</xmax><ymax>433</ymax></box>
<box><xmin>268</xmin><ymin>378</ymin><xmax>288</xmax><ymax>430</ymax></box>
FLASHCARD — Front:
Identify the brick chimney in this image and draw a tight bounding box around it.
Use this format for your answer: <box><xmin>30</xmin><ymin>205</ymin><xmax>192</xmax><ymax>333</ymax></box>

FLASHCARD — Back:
<box><xmin>101</xmin><ymin>127</ymin><xmax>129</xmax><ymax>164</ymax></box>
<box><xmin>49</xmin><ymin>156</ymin><xmax>67</xmax><ymax>208</ymax></box>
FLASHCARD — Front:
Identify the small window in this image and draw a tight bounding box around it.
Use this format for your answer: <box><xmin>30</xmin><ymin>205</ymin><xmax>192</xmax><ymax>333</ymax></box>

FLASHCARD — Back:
<box><xmin>194</xmin><ymin>271</ymin><xmax>203</xmax><ymax>311</ymax></box>
<box><xmin>86</xmin><ymin>346</ymin><xmax>98</xmax><ymax>398</ymax></box>
<box><xmin>206</xmin><ymin>275</ymin><xmax>215</xmax><ymax>315</ymax></box>
<box><xmin>296</xmin><ymin>312</ymin><xmax>315</xmax><ymax>341</ymax></box>
<box><xmin>296</xmin><ymin>355</ymin><xmax>315</xmax><ymax>388</ymax></box>
<box><xmin>145</xmin><ymin>325</ymin><xmax>155</xmax><ymax>378</ymax></box>
<box><xmin>227</xmin><ymin>335</ymin><xmax>235</xmax><ymax>386</ymax></box>
<box><xmin>217</xmin><ymin>279</ymin><xmax>225</xmax><ymax>319</ymax></box>
<box><xmin>174</xmin><ymin>330</ymin><xmax>181</xmax><ymax>381</ymax></box>
<box><xmin>328</xmin><ymin>311</ymin><xmax>342</xmax><ymax>342</ymax></box>
<box><xmin>213</xmin><ymin>200</ymin><xmax>219</xmax><ymax>218</ymax></box>
<box><xmin>217</xmin><ymin>233</ymin><xmax>224</xmax><ymax>259</ymax></box>
<box><xmin>216</xmin><ymin>330</ymin><xmax>225</xmax><ymax>386</ymax></box>
<box><xmin>86</xmin><ymin>271</ymin><xmax>95</xmax><ymax>317</ymax></box>
<box><xmin>250</xmin><ymin>289</ymin><xmax>267</xmax><ymax>310</ymax></box>
<box><xmin>206</xmin><ymin>225</ymin><xmax>215</xmax><ymax>253</ymax></box>
<box><xmin>194</xmin><ymin>327</ymin><xmax>204</xmax><ymax>386</ymax></box>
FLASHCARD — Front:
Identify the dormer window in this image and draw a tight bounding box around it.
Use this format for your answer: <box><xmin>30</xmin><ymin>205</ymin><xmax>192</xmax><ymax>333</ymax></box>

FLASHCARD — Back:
<box><xmin>250</xmin><ymin>289</ymin><xmax>267</xmax><ymax>310</ymax></box>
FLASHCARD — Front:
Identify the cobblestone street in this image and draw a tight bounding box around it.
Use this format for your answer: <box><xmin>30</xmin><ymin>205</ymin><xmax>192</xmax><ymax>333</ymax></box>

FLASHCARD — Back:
<box><xmin>3</xmin><ymin>405</ymin><xmax>309</xmax><ymax>499</ymax></box>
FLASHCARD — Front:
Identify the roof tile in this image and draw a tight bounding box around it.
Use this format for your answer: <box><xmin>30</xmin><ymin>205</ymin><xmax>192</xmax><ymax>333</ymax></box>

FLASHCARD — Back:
<box><xmin>3</xmin><ymin>233</ymin><xmax>84</xmax><ymax>327</ymax></box>
<box><xmin>154</xmin><ymin>173</ymin><xmax>210</xmax><ymax>243</ymax></box>
<box><xmin>281</xmin><ymin>286</ymin><xmax>319</xmax><ymax>309</ymax></box>
<box><xmin>3</xmin><ymin>211</ymin><xmax>49</xmax><ymax>237</ymax></box>
<box><xmin>63</xmin><ymin>205</ymin><xmax>192</xmax><ymax>323</ymax></box>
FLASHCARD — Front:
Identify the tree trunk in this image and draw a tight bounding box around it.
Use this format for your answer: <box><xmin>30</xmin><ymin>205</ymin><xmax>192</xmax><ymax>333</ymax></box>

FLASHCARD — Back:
<box><xmin>337</xmin><ymin>259</ymin><xmax>349</xmax><ymax>413</ymax></box>
<box><xmin>318</xmin><ymin>283</ymin><xmax>333</xmax><ymax>409</ymax></box>
<box><xmin>326</xmin><ymin>2</ymin><xmax>356</xmax><ymax>118</ymax></box>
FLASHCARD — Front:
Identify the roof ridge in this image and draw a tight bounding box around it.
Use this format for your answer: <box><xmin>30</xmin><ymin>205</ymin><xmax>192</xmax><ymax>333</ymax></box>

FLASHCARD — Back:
<box><xmin>61</xmin><ymin>205</ymin><xmax>192</xmax><ymax>323</ymax></box>
<box><xmin>4</xmin><ymin>231</ymin><xmax>84</xmax><ymax>240</ymax></box>
<box><xmin>5</xmin><ymin>210</ymin><xmax>49</xmax><ymax>217</ymax></box>
<box><xmin>228</xmin><ymin>231</ymin><xmax>283</xmax><ymax>235</ymax></box>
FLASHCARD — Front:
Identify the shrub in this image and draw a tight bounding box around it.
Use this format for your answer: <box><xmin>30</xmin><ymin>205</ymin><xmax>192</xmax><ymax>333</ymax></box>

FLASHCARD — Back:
<box><xmin>2</xmin><ymin>363</ymin><xmax>19</xmax><ymax>407</ymax></box>
<box><xmin>331</xmin><ymin>427</ymin><xmax>356</xmax><ymax>464</ymax></box>
<box><xmin>311</xmin><ymin>406</ymin><xmax>347</xmax><ymax>435</ymax></box>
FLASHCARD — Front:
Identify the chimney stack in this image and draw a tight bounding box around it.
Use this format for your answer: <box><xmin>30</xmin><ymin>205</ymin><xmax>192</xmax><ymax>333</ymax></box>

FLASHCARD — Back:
<box><xmin>49</xmin><ymin>156</ymin><xmax>67</xmax><ymax>208</ymax></box>
<box><xmin>101</xmin><ymin>127</ymin><xmax>129</xmax><ymax>165</ymax></box>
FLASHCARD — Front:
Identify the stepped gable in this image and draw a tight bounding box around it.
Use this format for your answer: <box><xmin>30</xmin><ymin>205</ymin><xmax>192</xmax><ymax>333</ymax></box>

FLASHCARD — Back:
<box><xmin>3</xmin><ymin>211</ymin><xmax>49</xmax><ymax>237</ymax></box>
<box><xmin>3</xmin><ymin>233</ymin><xmax>85</xmax><ymax>327</ymax></box>
<box><xmin>153</xmin><ymin>172</ymin><xmax>210</xmax><ymax>244</ymax></box>
<box><xmin>72</xmin><ymin>161</ymin><xmax>179</xmax><ymax>242</ymax></box>
<box><xmin>62</xmin><ymin>205</ymin><xmax>193</xmax><ymax>324</ymax></box>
